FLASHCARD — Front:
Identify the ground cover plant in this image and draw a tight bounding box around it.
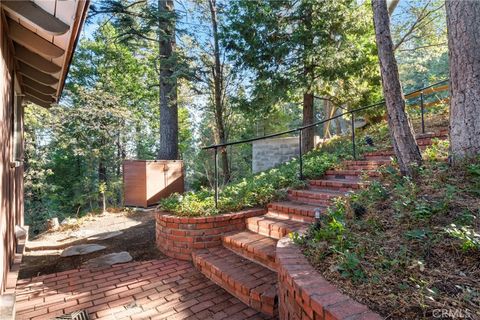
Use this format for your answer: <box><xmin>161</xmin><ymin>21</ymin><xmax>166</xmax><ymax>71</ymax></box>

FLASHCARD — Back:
<box><xmin>157</xmin><ymin>122</ymin><xmax>390</xmax><ymax>216</ymax></box>
<box><xmin>295</xmin><ymin>139</ymin><xmax>480</xmax><ymax>319</ymax></box>
<box><xmin>157</xmin><ymin>111</ymin><xmax>445</xmax><ymax>217</ymax></box>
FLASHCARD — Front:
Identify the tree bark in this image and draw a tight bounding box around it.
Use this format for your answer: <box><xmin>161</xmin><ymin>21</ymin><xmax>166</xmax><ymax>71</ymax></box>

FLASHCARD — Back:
<box><xmin>208</xmin><ymin>0</ymin><xmax>230</xmax><ymax>183</ymax></box>
<box><xmin>372</xmin><ymin>0</ymin><xmax>422</xmax><ymax>176</ymax></box>
<box><xmin>157</xmin><ymin>0</ymin><xmax>178</xmax><ymax>160</ymax></box>
<box><xmin>334</xmin><ymin>107</ymin><xmax>342</xmax><ymax>135</ymax></box>
<box><xmin>98</xmin><ymin>159</ymin><xmax>107</xmax><ymax>208</ymax></box>
<box><xmin>302</xmin><ymin>92</ymin><xmax>315</xmax><ymax>151</ymax></box>
<box><xmin>387</xmin><ymin>0</ymin><xmax>400</xmax><ymax>15</ymax></box>
<box><xmin>446</xmin><ymin>0</ymin><xmax>480</xmax><ymax>162</ymax></box>
<box><xmin>302</xmin><ymin>2</ymin><xmax>315</xmax><ymax>153</ymax></box>
<box><xmin>322</xmin><ymin>99</ymin><xmax>333</xmax><ymax>139</ymax></box>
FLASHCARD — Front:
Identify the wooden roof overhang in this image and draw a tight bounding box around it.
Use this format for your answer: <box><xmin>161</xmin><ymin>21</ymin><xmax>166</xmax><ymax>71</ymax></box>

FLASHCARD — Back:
<box><xmin>1</xmin><ymin>0</ymin><xmax>90</xmax><ymax>108</ymax></box>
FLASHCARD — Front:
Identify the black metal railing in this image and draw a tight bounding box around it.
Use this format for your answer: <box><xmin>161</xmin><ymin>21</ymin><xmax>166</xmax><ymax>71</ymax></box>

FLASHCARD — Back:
<box><xmin>203</xmin><ymin>79</ymin><xmax>449</xmax><ymax>208</ymax></box>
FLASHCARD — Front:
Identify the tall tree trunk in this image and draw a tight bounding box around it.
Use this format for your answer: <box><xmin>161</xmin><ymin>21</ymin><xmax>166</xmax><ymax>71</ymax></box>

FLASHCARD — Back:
<box><xmin>335</xmin><ymin>107</ymin><xmax>342</xmax><ymax>135</ymax></box>
<box><xmin>372</xmin><ymin>0</ymin><xmax>422</xmax><ymax>176</ymax></box>
<box><xmin>303</xmin><ymin>92</ymin><xmax>315</xmax><ymax>151</ymax></box>
<box><xmin>387</xmin><ymin>0</ymin><xmax>400</xmax><ymax>15</ymax></box>
<box><xmin>208</xmin><ymin>0</ymin><xmax>230</xmax><ymax>183</ymax></box>
<box><xmin>323</xmin><ymin>99</ymin><xmax>332</xmax><ymax>139</ymax></box>
<box><xmin>446</xmin><ymin>0</ymin><xmax>480</xmax><ymax>162</ymax></box>
<box><xmin>135</xmin><ymin>123</ymin><xmax>142</xmax><ymax>159</ymax></box>
<box><xmin>116</xmin><ymin>133</ymin><xmax>121</xmax><ymax>176</ymax></box>
<box><xmin>98</xmin><ymin>159</ymin><xmax>107</xmax><ymax>208</ymax></box>
<box><xmin>302</xmin><ymin>2</ymin><xmax>315</xmax><ymax>153</ymax></box>
<box><xmin>157</xmin><ymin>0</ymin><xmax>178</xmax><ymax>160</ymax></box>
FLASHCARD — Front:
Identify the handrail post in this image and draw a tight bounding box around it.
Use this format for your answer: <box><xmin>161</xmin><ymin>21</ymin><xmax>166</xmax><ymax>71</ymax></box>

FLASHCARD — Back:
<box><xmin>351</xmin><ymin>113</ymin><xmax>356</xmax><ymax>160</ymax></box>
<box><xmin>420</xmin><ymin>91</ymin><xmax>425</xmax><ymax>134</ymax></box>
<box><xmin>298</xmin><ymin>129</ymin><xmax>303</xmax><ymax>180</ymax></box>
<box><xmin>214</xmin><ymin>147</ymin><xmax>219</xmax><ymax>209</ymax></box>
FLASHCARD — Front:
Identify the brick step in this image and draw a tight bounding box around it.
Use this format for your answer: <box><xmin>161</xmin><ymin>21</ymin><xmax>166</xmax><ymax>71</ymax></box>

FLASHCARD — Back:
<box><xmin>246</xmin><ymin>213</ymin><xmax>309</xmax><ymax>239</ymax></box>
<box><xmin>324</xmin><ymin>170</ymin><xmax>361</xmax><ymax>180</ymax></box>
<box><xmin>287</xmin><ymin>195</ymin><xmax>333</xmax><ymax>207</ymax></box>
<box><xmin>289</xmin><ymin>188</ymin><xmax>344</xmax><ymax>199</ymax></box>
<box><xmin>417</xmin><ymin>136</ymin><xmax>448</xmax><ymax>146</ymax></box>
<box><xmin>267</xmin><ymin>201</ymin><xmax>320</xmax><ymax>221</ymax></box>
<box><xmin>223</xmin><ymin>230</ymin><xmax>277</xmax><ymax>271</ymax></box>
<box><xmin>416</xmin><ymin>131</ymin><xmax>448</xmax><ymax>140</ymax></box>
<box><xmin>439</xmin><ymin>128</ymin><xmax>449</xmax><ymax>136</ymax></box>
<box><xmin>363</xmin><ymin>155</ymin><xmax>393</xmax><ymax>161</ymax></box>
<box><xmin>325</xmin><ymin>169</ymin><xmax>381</xmax><ymax>179</ymax></box>
<box><xmin>343</xmin><ymin>160</ymin><xmax>391</xmax><ymax>167</ymax></box>
<box><xmin>192</xmin><ymin>247</ymin><xmax>278</xmax><ymax>316</ymax></box>
<box><xmin>265</xmin><ymin>209</ymin><xmax>320</xmax><ymax>223</ymax></box>
<box><xmin>361</xmin><ymin>130</ymin><xmax>449</xmax><ymax>159</ymax></box>
<box><xmin>417</xmin><ymin>138</ymin><xmax>436</xmax><ymax>146</ymax></box>
<box><xmin>344</xmin><ymin>164</ymin><xmax>389</xmax><ymax>171</ymax></box>
<box><xmin>363</xmin><ymin>150</ymin><xmax>395</xmax><ymax>157</ymax></box>
<box><xmin>308</xmin><ymin>179</ymin><xmax>367</xmax><ymax>191</ymax></box>
<box><xmin>419</xmin><ymin>144</ymin><xmax>432</xmax><ymax>150</ymax></box>
<box><xmin>287</xmin><ymin>189</ymin><xmax>343</xmax><ymax>206</ymax></box>
<box><xmin>363</xmin><ymin>143</ymin><xmax>435</xmax><ymax>161</ymax></box>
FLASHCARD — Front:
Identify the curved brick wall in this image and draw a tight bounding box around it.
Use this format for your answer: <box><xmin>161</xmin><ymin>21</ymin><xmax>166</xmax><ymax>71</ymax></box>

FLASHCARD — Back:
<box><xmin>156</xmin><ymin>209</ymin><xmax>266</xmax><ymax>260</ymax></box>
<box><xmin>276</xmin><ymin>237</ymin><xmax>382</xmax><ymax>320</ymax></box>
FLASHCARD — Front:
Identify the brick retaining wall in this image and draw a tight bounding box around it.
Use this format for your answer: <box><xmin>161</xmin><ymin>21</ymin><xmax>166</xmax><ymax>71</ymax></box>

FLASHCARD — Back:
<box><xmin>155</xmin><ymin>209</ymin><xmax>266</xmax><ymax>260</ymax></box>
<box><xmin>276</xmin><ymin>237</ymin><xmax>382</xmax><ymax>320</ymax></box>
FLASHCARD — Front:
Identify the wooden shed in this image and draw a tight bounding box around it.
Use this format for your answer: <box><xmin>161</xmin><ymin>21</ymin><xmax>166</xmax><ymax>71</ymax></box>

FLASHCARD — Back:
<box><xmin>123</xmin><ymin>160</ymin><xmax>184</xmax><ymax>208</ymax></box>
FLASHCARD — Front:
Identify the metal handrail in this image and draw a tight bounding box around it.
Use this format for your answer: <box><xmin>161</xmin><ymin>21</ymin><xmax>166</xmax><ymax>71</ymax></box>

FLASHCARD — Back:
<box><xmin>204</xmin><ymin>79</ymin><xmax>449</xmax><ymax>208</ymax></box>
<box><xmin>404</xmin><ymin>79</ymin><xmax>449</xmax><ymax>98</ymax></box>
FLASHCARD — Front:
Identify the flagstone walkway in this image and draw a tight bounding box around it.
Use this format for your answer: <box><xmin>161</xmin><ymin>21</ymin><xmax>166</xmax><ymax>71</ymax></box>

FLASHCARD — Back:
<box><xmin>15</xmin><ymin>258</ymin><xmax>273</xmax><ymax>320</ymax></box>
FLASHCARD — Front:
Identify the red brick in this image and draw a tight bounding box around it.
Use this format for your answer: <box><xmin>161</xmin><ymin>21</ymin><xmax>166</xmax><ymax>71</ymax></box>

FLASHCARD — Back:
<box><xmin>324</xmin><ymin>300</ymin><xmax>370</xmax><ymax>320</ymax></box>
<box><xmin>64</xmin><ymin>301</ymin><xmax>94</xmax><ymax>314</ymax></box>
<box><xmin>93</xmin><ymin>293</ymin><xmax>119</xmax><ymax>305</ymax></box>
<box><xmin>48</xmin><ymin>299</ymin><xmax>78</xmax><ymax>312</ymax></box>
<box><xmin>190</xmin><ymin>300</ymin><xmax>215</xmax><ymax>313</ymax></box>
<box><xmin>107</xmin><ymin>296</ymin><xmax>134</xmax><ymax>308</ymax></box>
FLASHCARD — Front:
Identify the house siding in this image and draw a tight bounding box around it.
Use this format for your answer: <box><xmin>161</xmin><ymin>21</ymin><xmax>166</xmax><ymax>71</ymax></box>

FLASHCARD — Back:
<box><xmin>0</xmin><ymin>15</ymin><xmax>23</xmax><ymax>294</ymax></box>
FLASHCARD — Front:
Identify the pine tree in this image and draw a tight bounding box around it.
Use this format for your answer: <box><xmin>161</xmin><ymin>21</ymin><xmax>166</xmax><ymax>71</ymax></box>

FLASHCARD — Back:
<box><xmin>223</xmin><ymin>0</ymin><xmax>379</xmax><ymax>152</ymax></box>
<box><xmin>372</xmin><ymin>0</ymin><xmax>422</xmax><ymax>176</ymax></box>
<box><xmin>446</xmin><ymin>0</ymin><xmax>480</xmax><ymax>161</ymax></box>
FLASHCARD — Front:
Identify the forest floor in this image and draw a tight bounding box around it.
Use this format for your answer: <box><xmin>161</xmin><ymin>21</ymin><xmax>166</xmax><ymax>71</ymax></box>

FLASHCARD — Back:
<box><xmin>19</xmin><ymin>209</ymin><xmax>164</xmax><ymax>279</ymax></box>
<box><xmin>298</xmin><ymin>112</ymin><xmax>480</xmax><ymax>319</ymax></box>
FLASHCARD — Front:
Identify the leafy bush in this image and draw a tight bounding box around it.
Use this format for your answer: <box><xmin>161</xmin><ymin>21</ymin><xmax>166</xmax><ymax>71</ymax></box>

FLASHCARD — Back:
<box><xmin>444</xmin><ymin>224</ymin><xmax>480</xmax><ymax>252</ymax></box>
<box><xmin>338</xmin><ymin>250</ymin><xmax>366</xmax><ymax>282</ymax></box>
<box><xmin>159</xmin><ymin>151</ymin><xmax>337</xmax><ymax>216</ymax></box>
<box><xmin>423</xmin><ymin>138</ymin><xmax>449</xmax><ymax>161</ymax></box>
<box><xmin>158</xmin><ymin>122</ymin><xmax>391</xmax><ymax>216</ymax></box>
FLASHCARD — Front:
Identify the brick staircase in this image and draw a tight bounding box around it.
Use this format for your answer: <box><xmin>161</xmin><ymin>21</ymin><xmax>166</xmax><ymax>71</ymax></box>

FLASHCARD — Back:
<box><xmin>192</xmin><ymin>129</ymin><xmax>448</xmax><ymax>318</ymax></box>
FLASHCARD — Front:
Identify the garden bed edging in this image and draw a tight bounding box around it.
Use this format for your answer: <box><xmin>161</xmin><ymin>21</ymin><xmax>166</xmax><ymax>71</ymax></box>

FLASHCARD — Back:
<box><xmin>276</xmin><ymin>236</ymin><xmax>382</xmax><ymax>320</ymax></box>
<box><xmin>155</xmin><ymin>208</ymin><xmax>266</xmax><ymax>260</ymax></box>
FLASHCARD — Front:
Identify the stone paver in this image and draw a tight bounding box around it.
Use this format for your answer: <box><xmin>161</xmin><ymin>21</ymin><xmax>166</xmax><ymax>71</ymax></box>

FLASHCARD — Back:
<box><xmin>15</xmin><ymin>258</ymin><xmax>273</xmax><ymax>320</ymax></box>
<box><xmin>83</xmin><ymin>252</ymin><xmax>133</xmax><ymax>268</ymax></box>
<box><xmin>60</xmin><ymin>244</ymin><xmax>106</xmax><ymax>257</ymax></box>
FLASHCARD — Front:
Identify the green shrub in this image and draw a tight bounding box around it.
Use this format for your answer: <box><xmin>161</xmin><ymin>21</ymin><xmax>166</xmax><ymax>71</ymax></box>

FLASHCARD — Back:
<box><xmin>338</xmin><ymin>250</ymin><xmax>366</xmax><ymax>282</ymax></box>
<box><xmin>158</xmin><ymin>122</ymin><xmax>392</xmax><ymax>216</ymax></box>
<box><xmin>392</xmin><ymin>176</ymin><xmax>418</xmax><ymax>214</ymax></box>
<box><xmin>423</xmin><ymin>139</ymin><xmax>449</xmax><ymax>161</ymax></box>
<box><xmin>159</xmin><ymin>151</ymin><xmax>338</xmax><ymax>216</ymax></box>
<box><xmin>444</xmin><ymin>224</ymin><xmax>480</xmax><ymax>252</ymax></box>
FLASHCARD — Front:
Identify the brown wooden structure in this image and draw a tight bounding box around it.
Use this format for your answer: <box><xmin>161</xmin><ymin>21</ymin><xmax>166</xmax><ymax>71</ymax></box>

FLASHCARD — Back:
<box><xmin>0</xmin><ymin>1</ymin><xmax>89</xmax><ymax>317</ymax></box>
<box><xmin>123</xmin><ymin>160</ymin><xmax>185</xmax><ymax>208</ymax></box>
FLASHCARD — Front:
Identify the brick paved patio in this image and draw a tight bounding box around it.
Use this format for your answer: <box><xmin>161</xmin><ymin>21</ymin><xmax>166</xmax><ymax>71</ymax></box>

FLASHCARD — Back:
<box><xmin>15</xmin><ymin>258</ymin><xmax>273</xmax><ymax>320</ymax></box>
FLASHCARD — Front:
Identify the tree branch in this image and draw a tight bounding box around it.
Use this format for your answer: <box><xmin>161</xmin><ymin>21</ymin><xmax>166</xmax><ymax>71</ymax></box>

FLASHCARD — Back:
<box><xmin>398</xmin><ymin>42</ymin><xmax>447</xmax><ymax>52</ymax></box>
<box><xmin>393</xmin><ymin>1</ymin><xmax>445</xmax><ymax>51</ymax></box>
